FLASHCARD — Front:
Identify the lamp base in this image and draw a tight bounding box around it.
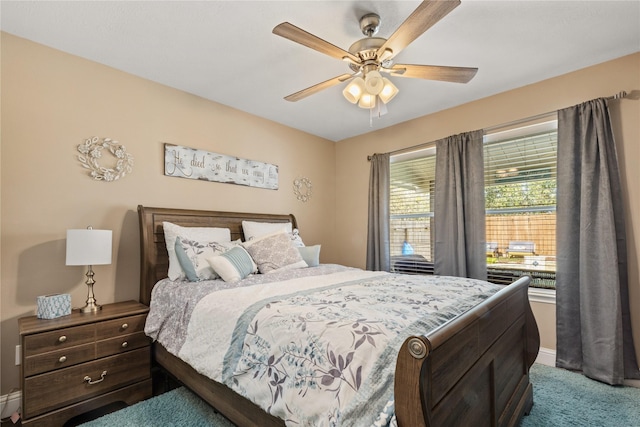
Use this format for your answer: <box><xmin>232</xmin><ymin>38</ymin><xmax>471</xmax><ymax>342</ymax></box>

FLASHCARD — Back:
<box><xmin>80</xmin><ymin>302</ymin><xmax>102</xmax><ymax>313</ymax></box>
<box><xmin>81</xmin><ymin>265</ymin><xmax>101</xmax><ymax>314</ymax></box>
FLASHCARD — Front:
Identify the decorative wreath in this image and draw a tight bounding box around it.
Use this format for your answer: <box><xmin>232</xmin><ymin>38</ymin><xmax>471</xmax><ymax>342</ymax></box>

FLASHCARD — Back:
<box><xmin>293</xmin><ymin>177</ymin><xmax>313</xmax><ymax>202</ymax></box>
<box><xmin>77</xmin><ymin>137</ymin><xmax>134</xmax><ymax>181</ymax></box>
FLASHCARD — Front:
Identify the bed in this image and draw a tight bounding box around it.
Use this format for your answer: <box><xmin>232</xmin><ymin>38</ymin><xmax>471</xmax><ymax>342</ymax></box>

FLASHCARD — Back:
<box><xmin>137</xmin><ymin>205</ymin><xmax>540</xmax><ymax>427</ymax></box>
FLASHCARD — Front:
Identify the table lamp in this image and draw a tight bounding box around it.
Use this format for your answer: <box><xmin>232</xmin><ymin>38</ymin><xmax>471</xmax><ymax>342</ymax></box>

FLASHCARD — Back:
<box><xmin>66</xmin><ymin>227</ymin><xmax>112</xmax><ymax>313</ymax></box>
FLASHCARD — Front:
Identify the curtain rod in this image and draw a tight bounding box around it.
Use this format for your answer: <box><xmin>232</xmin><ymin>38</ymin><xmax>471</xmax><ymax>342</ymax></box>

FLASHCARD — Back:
<box><xmin>367</xmin><ymin>90</ymin><xmax>628</xmax><ymax>161</ymax></box>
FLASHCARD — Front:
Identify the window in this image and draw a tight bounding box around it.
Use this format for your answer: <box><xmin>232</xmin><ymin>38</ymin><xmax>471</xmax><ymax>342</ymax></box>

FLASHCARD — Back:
<box><xmin>389</xmin><ymin>121</ymin><xmax>558</xmax><ymax>288</ymax></box>
<box><xmin>389</xmin><ymin>148</ymin><xmax>436</xmax><ymax>274</ymax></box>
<box><xmin>484</xmin><ymin>121</ymin><xmax>557</xmax><ymax>288</ymax></box>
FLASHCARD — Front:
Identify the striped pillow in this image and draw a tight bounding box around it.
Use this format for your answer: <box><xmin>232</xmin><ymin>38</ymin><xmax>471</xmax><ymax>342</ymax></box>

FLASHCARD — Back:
<box><xmin>206</xmin><ymin>246</ymin><xmax>257</xmax><ymax>282</ymax></box>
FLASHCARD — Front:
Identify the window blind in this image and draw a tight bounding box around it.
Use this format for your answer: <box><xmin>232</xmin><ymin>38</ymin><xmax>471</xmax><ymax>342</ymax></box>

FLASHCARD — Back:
<box><xmin>484</xmin><ymin>126</ymin><xmax>558</xmax><ymax>288</ymax></box>
<box><xmin>389</xmin><ymin>154</ymin><xmax>436</xmax><ymax>274</ymax></box>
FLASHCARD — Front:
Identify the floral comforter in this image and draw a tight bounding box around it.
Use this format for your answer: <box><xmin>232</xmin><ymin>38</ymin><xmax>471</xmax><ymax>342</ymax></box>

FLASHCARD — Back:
<box><xmin>145</xmin><ymin>264</ymin><xmax>502</xmax><ymax>426</ymax></box>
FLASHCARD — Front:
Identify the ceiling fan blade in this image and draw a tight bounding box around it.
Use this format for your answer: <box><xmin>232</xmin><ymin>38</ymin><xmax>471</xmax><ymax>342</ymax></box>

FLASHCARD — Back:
<box><xmin>284</xmin><ymin>74</ymin><xmax>354</xmax><ymax>102</ymax></box>
<box><xmin>274</xmin><ymin>22</ymin><xmax>361</xmax><ymax>63</ymax></box>
<box><xmin>376</xmin><ymin>0</ymin><xmax>460</xmax><ymax>60</ymax></box>
<box><xmin>389</xmin><ymin>64</ymin><xmax>477</xmax><ymax>83</ymax></box>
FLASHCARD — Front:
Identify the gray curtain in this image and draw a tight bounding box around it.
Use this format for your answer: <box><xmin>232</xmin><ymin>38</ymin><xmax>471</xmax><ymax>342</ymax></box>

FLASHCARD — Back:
<box><xmin>556</xmin><ymin>98</ymin><xmax>639</xmax><ymax>384</ymax></box>
<box><xmin>434</xmin><ymin>130</ymin><xmax>486</xmax><ymax>280</ymax></box>
<box><xmin>366</xmin><ymin>153</ymin><xmax>390</xmax><ymax>271</ymax></box>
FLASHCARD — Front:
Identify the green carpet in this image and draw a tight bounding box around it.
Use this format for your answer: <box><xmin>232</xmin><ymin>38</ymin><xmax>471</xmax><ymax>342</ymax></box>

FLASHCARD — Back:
<box><xmin>79</xmin><ymin>387</ymin><xmax>235</xmax><ymax>427</ymax></box>
<box><xmin>521</xmin><ymin>364</ymin><xmax>640</xmax><ymax>427</ymax></box>
<box><xmin>80</xmin><ymin>364</ymin><xmax>640</xmax><ymax>426</ymax></box>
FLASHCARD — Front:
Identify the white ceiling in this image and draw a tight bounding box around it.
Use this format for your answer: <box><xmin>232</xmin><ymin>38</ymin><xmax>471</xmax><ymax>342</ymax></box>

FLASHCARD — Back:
<box><xmin>2</xmin><ymin>1</ymin><xmax>639</xmax><ymax>142</ymax></box>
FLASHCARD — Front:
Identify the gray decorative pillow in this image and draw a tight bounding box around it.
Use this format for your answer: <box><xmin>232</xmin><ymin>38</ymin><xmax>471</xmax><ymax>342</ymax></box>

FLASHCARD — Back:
<box><xmin>243</xmin><ymin>231</ymin><xmax>308</xmax><ymax>274</ymax></box>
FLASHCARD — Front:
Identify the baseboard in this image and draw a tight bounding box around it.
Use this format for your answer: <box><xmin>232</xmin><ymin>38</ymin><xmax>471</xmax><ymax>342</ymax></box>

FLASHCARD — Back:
<box><xmin>534</xmin><ymin>346</ymin><xmax>556</xmax><ymax>366</ymax></box>
<box><xmin>0</xmin><ymin>390</ymin><xmax>21</xmax><ymax>421</ymax></box>
<box><xmin>623</xmin><ymin>378</ymin><xmax>640</xmax><ymax>388</ymax></box>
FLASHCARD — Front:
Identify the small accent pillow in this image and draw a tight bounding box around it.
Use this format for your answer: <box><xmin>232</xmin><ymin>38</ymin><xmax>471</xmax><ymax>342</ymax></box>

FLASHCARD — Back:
<box><xmin>206</xmin><ymin>246</ymin><xmax>257</xmax><ymax>283</ymax></box>
<box><xmin>175</xmin><ymin>238</ymin><xmax>240</xmax><ymax>282</ymax></box>
<box><xmin>298</xmin><ymin>245</ymin><xmax>321</xmax><ymax>267</ymax></box>
<box><xmin>243</xmin><ymin>231</ymin><xmax>308</xmax><ymax>274</ymax></box>
<box><xmin>163</xmin><ymin>222</ymin><xmax>231</xmax><ymax>281</ymax></box>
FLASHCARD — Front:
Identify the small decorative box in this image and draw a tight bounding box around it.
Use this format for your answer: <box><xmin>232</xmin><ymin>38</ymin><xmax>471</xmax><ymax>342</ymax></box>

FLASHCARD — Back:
<box><xmin>37</xmin><ymin>294</ymin><xmax>72</xmax><ymax>319</ymax></box>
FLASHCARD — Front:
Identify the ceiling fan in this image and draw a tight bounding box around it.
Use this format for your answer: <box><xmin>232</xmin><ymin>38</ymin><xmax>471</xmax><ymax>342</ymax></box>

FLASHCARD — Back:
<box><xmin>273</xmin><ymin>0</ymin><xmax>477</xmax><ymax>110</ymax></box>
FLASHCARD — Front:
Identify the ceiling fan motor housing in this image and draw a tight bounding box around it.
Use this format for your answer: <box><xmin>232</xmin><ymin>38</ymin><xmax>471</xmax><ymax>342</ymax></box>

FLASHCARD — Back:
<box><xmin>347</xmin><ymin>13</ymin><xmax>386</xmax><ymax>73</ymax></box>
<box><xmin>348</xmin><ymin>37</ymin><xmax>386</xmax><ymax>72</ymax></box>
<box><xmin>359</xmin><ymin>13</ymin><xmax>380</xmax><ymax>36</ymax></box>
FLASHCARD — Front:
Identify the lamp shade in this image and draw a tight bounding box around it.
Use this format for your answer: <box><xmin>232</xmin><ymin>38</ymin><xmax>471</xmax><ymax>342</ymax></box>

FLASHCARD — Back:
<box><xmin>66</xmin><ymin>229</ymin><xmax>112</xmax><ymax>266</ymax></box>
<box><xmin>364</xmin><ymin>70</ymin><xmax>384</xmax><ymax>95</ymax></box>
<box><xmin>358</xmin><ymin>93</ymin><xmax>376</xmax><ymax>109</ymax></box>
<box><xmin>379</xmin><ymin>78</ymin><xmax>399</xmax><ymax>104</ymax></box>
<box><xmin>342</xmin><ymin>77</ymin><xmax>366</xmax><ymax>104</ymax></box>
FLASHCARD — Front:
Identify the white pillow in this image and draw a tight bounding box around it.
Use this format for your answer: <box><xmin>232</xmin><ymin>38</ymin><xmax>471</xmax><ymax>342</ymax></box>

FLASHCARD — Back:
<box><xmin>242</xmin><ymin>220</ymin><xmax>305</xmax><ymax>247</ymax></box>
<box><xmin>163</xmin><ymin>221</ymin><xmax>231</xmax><ymax>281</ymax></box>
<box><xmin>242</xmin><ymin>220</ymin><xmax>293</xmax><ymax>241</ymax></box>
<box><xmin>206</xmin><ymin>246</ymin><xmax>257</xmax><ymax>282</ymax></box>
<box><xmin>243</xmin><ymin>231</ymin><xmax>308</xmax><ymax>274</ymax></box>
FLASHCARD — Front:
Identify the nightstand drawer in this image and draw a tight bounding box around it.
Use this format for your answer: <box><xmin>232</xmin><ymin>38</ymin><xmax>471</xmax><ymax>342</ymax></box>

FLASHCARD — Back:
<box><xmin>24</xmin><ymin>342</ymin><xmax>95</xmax><ymax>376</ymax></box>
<box><xmin>96</xmin><ymin>331</ymin><xmax>151</xmax><ymax>358</ymax></box>
<box><xmin>23</xmin><ymin>324</ymin><xmax>95</xmax><ymax>356</ymax></box>
<box><xmin>97</xmin><ymin>314</ymin><xmax>146</xmax><ymax>338</ymax></box>
<box><xmin>23</xmin><ymin>347</ymin><xmax>150</xmax><ymax>419</ymax></box>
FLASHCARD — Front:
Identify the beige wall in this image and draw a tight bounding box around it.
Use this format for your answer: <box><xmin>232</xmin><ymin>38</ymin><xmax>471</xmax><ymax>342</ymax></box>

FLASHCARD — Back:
<box><xmin>335</xmin><ymin>52</ymin><xmax>640</xmax><ymax>360</ymax></box>
<box><xmin>0</xmin><ymin>33</ymin><xmax>338</xmax><ymax>394</ymax></box>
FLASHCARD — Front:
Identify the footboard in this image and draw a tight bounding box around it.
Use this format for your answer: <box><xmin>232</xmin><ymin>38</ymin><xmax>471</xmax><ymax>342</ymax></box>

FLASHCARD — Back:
<box><xmin>394</xmin><ymin>276</ymin><xmax>539</xmax><ymax>427</ymax></box>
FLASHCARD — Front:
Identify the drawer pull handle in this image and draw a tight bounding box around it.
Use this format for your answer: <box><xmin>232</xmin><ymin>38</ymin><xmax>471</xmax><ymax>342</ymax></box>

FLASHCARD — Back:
<box><xmin>59</xmin><ymin>356</ymin><xmax>67</xmax><ymax>363</ymax></box>
<box><xmin>121</xmin><ymin>323</ymin><xmax>129</xmax><ymax>330</ymax></box>
<box><xmin>84</xmin><ymin>371</ymin><xmax>107</xmax><ymax>385</ymax></box>
<box><xmin>58</xmin><ymin>335</ymin><xmax>67</xmax><ymax>343</ymax></box>
<box><xmin>121</xmin><ymin>341</ymin><xmax>128</xmax><ymax>348</ymax></box>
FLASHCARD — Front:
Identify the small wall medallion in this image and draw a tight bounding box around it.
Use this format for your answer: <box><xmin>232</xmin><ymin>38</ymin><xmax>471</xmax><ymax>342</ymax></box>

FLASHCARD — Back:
<box><xmin>77</xmin><ymin>137</ymin><xmax>134</xmax><ymax>181</ymax></box>
<box><xmin>293</xmin><ymin>177</ymin><xmax>312</xmax><ymax>202</ymax></box>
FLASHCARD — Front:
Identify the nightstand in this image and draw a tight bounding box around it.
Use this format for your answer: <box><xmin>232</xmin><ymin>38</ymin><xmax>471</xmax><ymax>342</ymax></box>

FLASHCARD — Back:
<box><xmin>19</xmin><ymin>300</ymin><xmax>152</xmax><ymax>426</ymax></box>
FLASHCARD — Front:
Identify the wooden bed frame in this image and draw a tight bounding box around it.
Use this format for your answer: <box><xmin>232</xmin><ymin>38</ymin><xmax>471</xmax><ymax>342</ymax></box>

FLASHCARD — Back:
<box><xmin>138</xmin><ymin>205</ymin><xmax>540</xmax><ymax>427</ymax></box>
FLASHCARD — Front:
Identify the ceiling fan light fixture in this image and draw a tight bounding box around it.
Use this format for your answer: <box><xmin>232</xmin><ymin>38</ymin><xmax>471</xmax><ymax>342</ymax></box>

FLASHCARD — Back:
<box><xmin>364</xmin><ymin>70</ymin><xmax>384</xmax><ymax>95</ymax></box>
<box><xmin>379</xmin><ymin>78</ymin><xmax>399</xmax><ymax>104</ymax></box>
<box><xmin>342</xmin><ymin>77</ymin><xmax>366</xmax><ymax>104</ymax></box>
<box><xmin>358</xmin><ymin>93</ymin><xmax>376</xmax><ymax>109</ymax></box>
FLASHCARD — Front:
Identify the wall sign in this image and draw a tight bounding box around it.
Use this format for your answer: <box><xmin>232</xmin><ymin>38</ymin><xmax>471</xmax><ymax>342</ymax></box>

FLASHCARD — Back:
<box><xmin>164</xmin><ymin>144</ymin><xmax>278</xmax><ymax>190</ymax></box>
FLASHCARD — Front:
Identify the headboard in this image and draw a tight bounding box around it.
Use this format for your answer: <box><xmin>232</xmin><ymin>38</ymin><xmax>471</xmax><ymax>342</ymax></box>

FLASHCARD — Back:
<box><xmin>137</xmin><ymin>205</ymin><xmax>298</xmax><ymax>306</ymax></box>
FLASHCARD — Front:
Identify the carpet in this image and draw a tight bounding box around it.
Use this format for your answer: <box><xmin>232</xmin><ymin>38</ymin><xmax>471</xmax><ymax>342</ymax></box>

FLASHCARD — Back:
<box><xmin>520</xmin><ymin>364</ymin><xmax>640</xmax><ymax>427</ymax></box>
<box><xmin>80</xmin><ymin>364</ymin><xmax>640</xmax><ymax>426</ymax></box>
<box><xmin>79</xmin><ymin>387</ymin><xmax>234</xmax><ymax>427</ymax></box>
